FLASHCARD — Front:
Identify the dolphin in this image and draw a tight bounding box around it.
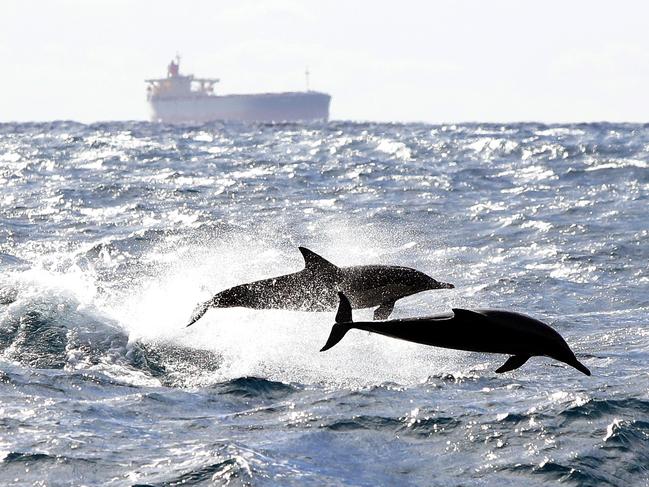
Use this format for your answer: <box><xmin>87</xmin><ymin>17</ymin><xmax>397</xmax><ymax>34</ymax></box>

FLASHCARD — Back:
<box><xmin>187</xmin><ymin>247</ymin><xmax>453</xmax><ymax>326</ymax></box>
<box><xmin>321</xmin><ymin>293</ymin><xmax>591</xmax><ymax>376</ymax></box>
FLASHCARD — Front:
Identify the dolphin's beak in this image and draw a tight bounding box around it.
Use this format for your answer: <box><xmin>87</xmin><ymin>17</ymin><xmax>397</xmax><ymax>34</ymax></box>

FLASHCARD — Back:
<box><xmin>568</xmin><ymin>357</ymin><xmax>591</xmax><ymax>376</ymax></box>
<box><xmin>426</xmin><ymin>277</ymin><xmax>454</xmax><ymax>290</ymax></box>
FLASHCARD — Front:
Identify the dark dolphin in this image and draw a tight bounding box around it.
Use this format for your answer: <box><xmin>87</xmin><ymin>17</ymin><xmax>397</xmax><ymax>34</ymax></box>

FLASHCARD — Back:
<box><xmin>187</xmin><ymin>247</ymin><xmax>453</xmax><ymax>326</ymax></box>
<box><xmin>321</xmin><ymin>292</ymin><xmax>590</xmax><ymax>376</ymax></box>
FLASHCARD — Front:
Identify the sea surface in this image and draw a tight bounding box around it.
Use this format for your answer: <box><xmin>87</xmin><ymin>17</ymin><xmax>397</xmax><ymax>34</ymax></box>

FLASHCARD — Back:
<box><xmin>0</xmin><ymin>121</ymin><xmax>648</xmax><ymax>486</ymax></box>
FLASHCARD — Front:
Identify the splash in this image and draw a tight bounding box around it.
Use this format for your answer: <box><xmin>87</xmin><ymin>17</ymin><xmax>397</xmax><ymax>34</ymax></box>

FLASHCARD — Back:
<box><xmin>1</xmin><ymin>218</ymin><xmax>460</xmax><ymax>388</ymax></box>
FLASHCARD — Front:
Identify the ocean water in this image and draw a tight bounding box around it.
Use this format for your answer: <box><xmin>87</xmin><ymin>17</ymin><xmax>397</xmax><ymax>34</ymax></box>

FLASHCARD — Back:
<box><xmin>0</xmin><ymin>120</ymin><xmax>648</xmax><ymax>486</ymax></box>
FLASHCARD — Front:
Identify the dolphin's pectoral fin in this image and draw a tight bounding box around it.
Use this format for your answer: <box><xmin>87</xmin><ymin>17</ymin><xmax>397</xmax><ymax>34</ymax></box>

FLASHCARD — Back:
<box><xmin>373</xmin><ymin>300</ymin><xmax>396</xmax><ymax>320</ymax></box>
<box><xmin>495</xmin><ymin>354</ymin><xmax>531</xmax><ymax>373</ymax></box>
<box><xmin>298</xmin><ymin>247</ymin><xmax>339</xmax><ymax>275</ymax></box>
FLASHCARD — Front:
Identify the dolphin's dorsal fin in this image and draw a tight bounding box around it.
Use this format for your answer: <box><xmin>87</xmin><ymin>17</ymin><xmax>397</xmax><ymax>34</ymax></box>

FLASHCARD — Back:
<box><xmin>298</xmin><ymin>247</ymin><xmax>338</xmax><ymax>275</ymax></box>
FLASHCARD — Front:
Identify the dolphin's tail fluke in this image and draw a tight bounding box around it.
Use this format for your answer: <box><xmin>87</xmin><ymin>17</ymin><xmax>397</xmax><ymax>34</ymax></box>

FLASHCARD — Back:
<box><xmin>320</xmin><ymin>323</ymin><xmax>351</xmax><ymax>352</ymax></box>
<box><xmin>186</xmin><ymin>300</ymin><xmax>212</xmax><ymax>327</ymax></box>
<box><xmin>335</xmin><ymin>292</ymin><xmax>352</xmax><ymax>324</ymax></box>
<box><xmin>320</xmin><ymin>292</ymin><xmax>354</xmax><ymax>352</ymax></box>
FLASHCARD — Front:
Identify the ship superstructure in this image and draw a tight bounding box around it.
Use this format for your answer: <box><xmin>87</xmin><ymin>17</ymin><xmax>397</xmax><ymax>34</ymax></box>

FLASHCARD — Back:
<box><xmin>146</xmin><ymin>57</ymin><xmax>331</xmax><ymax>123</ymax></box>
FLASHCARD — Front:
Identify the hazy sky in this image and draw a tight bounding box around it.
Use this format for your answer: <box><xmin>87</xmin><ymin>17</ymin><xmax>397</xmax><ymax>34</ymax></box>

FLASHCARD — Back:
<box><xmin>2</xmin><ymin>0</ymin><xmax>649</xmax><ymax>123</ymax></box>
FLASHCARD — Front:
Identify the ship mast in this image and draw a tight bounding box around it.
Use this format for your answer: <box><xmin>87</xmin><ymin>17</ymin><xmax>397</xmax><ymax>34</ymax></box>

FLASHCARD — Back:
<box><xmin>305</xmin><ymin>67</ymin><xmax>310</xmax><ymax>92</ymax></box>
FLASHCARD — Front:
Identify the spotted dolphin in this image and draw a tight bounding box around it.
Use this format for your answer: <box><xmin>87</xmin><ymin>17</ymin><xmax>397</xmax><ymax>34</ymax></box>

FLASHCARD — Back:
<box><xmin>187</xmin><ymin>247</ymin><xmax>453</xmax><ymax>326</ymax></box>
<box><xmin>321</xmin><ymin>292</ymin><xmax>590</xmax><ymax>376</ymax></box>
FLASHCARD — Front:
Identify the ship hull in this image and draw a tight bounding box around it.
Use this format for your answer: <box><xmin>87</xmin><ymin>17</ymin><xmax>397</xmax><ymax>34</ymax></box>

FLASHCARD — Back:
<box><xmin>148</xmin><ymin>91</ymin><xmax>331</xmax><ymax>123</ymax></box>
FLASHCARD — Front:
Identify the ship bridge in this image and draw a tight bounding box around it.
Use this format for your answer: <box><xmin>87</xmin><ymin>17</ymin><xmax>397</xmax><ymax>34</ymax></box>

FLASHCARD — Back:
<box><xmin>146</xmin><ymin>57</ymin><xmax>219</xmax><ymax>100</ymax></box>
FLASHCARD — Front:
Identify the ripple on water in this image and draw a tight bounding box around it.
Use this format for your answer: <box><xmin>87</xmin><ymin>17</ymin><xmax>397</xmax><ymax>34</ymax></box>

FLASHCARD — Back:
<box><xmin>1</xmin><ymin>121</ymin><xmax>648</xmax><ymax>485</ymax></box>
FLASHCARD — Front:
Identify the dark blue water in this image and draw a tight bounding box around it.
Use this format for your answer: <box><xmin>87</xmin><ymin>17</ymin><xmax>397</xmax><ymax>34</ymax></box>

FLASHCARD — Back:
<box><xmin>1</xmin><ymin>121</ymin><xmax>648</xmax><ymax>486</ymax></box>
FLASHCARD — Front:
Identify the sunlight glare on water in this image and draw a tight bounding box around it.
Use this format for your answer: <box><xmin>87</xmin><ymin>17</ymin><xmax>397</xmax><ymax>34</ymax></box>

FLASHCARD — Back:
<box><xmin>0</xmin><ymin>121</ymin><xmax>648</xmax><ymax>485</ymax></box>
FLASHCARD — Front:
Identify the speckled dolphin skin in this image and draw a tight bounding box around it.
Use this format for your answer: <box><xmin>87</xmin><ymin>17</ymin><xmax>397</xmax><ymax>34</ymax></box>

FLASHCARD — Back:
<box><xmin>187</xmin><ymin>247</ymin><xmax>453</xmax><ymax>326</ymax></box>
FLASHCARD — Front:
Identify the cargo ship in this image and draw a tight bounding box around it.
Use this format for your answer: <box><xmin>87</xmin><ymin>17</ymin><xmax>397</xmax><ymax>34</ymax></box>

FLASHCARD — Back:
<box><xmin>145</xmin><ymin>57</ymin><xmax>331</xmax><ymax>123</ymax></box>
